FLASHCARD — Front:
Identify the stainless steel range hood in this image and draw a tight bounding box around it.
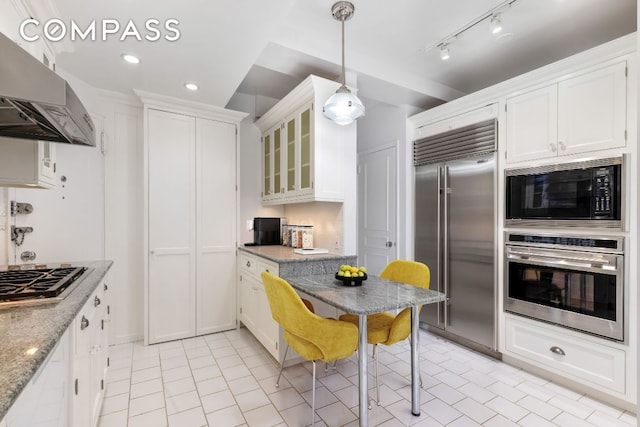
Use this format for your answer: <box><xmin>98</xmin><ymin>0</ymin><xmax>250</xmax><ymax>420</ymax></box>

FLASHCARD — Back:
<box><xmin>0</xmin><ymin>33</ymin><xmax>95</xmax><ymax>147</ymax></box>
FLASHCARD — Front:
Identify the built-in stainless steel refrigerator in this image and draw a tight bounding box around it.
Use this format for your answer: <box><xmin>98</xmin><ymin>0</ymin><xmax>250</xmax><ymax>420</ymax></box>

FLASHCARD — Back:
<box><xmin>413</xmin><ymin>119</ymin><xmax>497</xmax><ymax>352</ymax></box>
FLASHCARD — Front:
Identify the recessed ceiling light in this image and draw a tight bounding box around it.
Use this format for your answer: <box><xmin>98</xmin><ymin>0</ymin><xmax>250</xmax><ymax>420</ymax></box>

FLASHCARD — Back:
<box><xmin>121</xmin><ymin>53</ymin><xmax>140</xmax><ymax>64</ymax></box>
<box><xmin>185</xmin><ymin>83</ymin><xmax>199</xmax><ymax>91</ymax></box>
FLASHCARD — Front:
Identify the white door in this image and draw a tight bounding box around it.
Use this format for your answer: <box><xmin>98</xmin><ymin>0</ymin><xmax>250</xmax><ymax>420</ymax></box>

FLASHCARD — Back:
<box><xmin>148</xmin><ymin>109</ymin><xmax>196</xmax><ymax>344</ymax></box>
<box><xmin>196</xmin><ymin>118</ymin><xmax>237</xmax><ymax>335</ymax></box>
<box><xmin>357</xmin><ymin>143</ymin><xmax>397</xmax><ymax>275</ymax></box>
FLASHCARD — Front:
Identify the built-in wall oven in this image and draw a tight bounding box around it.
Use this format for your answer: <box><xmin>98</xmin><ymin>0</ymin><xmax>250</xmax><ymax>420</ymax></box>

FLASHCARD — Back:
<box><xmin>504</xmin><ymin>232</ymin><xmax>624</xmax><ymax>341</ymax></box>
<box><xmin>505</xmin><ymin>156</ymin><xmax>624</xmax><ymax>229</ymax></box>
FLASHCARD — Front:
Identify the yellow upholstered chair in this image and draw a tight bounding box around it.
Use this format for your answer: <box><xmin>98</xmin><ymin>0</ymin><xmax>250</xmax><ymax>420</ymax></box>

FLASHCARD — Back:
<box><xmin>339</xmin><ymin>259</ymin><xmax>430</xmax><ymax>405</ymax></box>
<box><xmin>261</xmin><ymin>271</ymin><xmax>358</xmax><ymax>425</ymax></box>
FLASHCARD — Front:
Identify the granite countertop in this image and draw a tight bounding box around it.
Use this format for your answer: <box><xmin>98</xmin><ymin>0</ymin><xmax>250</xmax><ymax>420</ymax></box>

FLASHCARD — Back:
<box><xmin>0</xmin><ymin>260</ymin><xmax>113</xmax><ymax>421</ymax></box>
<box><xmin>238</xmin><ymin>245</ymin><xmax>356</xmax><ymax>264</ymax></box>
<box><xmin>284</xmin><ymin>273</ymin><xmax>446</xmax><ymax>315</ymax></box>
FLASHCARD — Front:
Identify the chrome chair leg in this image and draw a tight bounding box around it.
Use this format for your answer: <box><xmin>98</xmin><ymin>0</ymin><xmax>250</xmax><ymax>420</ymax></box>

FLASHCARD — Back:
<box><xmin>276</xmin><ymin>344</ymin><xmax>289</xmax><ymax>387</ymax></box>
<box><xmin>311</xmin><ymin>360</ymin><xmax>317</xmax><ymax>426</ymax></box>
<box><xmin>374</xmin><ymin>344</ymin><xmax>381</xmax><ymax>406</ymax></box>
<box><xmin>407</xmin><ymin>337</ymin><xmax>424</xmax><ymax>388</ymax></box>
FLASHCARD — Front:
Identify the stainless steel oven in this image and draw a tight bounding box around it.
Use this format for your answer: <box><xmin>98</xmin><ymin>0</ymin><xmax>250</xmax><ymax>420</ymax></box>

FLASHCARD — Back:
<box><xmin>504</xmin><ymin>232</ymin><xmax>624</xmax><ymax>341</ymax></box>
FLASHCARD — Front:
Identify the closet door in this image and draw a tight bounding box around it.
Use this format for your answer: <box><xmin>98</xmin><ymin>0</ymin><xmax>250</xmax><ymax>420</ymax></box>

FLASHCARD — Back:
<box><xmin>148</xmin><ymin>109</ymin><xmax>196</xmax><ymax>344</ymax></box>
<box><xmin>196</xmin><ymin>118</ymin><xmax>237</xmax><ymax>335</ymax></box>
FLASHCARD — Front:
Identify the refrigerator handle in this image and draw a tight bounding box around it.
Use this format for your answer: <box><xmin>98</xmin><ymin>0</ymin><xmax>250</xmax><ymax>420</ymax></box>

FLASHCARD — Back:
<box><xmin>436</xmin><ymin>166</ymin><xmax>443</xmax><ymax>326</ymax></box>
<box><xmin>442</xmin><ymin>164</ymin><xmax>449</xmax><ymax>327</ymax></box>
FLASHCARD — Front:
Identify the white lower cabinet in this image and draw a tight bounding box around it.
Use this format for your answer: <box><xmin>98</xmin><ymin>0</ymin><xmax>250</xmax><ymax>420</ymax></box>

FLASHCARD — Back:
<box><xmin>505</xmin><ymin>315</ymin><xmax>626</xmax><ymax>394</ymax></box>
<box><xmin>4</xmin><ymin>331</ymin><xmax>70</xmax><ymax>427</ymax></box>
<box><xmin>2</xmin><ymin>280</ymin><xmax>111</xmax><ymax>427</ymax></box>
<box><xmin>238</xmin><ymin>253</ymin><xmax>280</xmax><ymax>360</ymax></box>
<box><xmin>71</xmin><ymin>281</ymin><xmax>110</xmax><ymax>427</ymax></box>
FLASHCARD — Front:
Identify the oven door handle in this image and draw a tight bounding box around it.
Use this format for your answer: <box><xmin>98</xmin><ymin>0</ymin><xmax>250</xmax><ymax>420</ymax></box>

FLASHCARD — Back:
<box><xmin>507</xmin><ymin>250</ymin><xmax>613</xmax><ymax>268</ymax></box>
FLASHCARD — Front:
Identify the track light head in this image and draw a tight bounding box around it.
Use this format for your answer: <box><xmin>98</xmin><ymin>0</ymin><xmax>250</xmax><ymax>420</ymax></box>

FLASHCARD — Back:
<box><xmin>490</xmin><ymin>14</ymin><xmax>503</xmax><ymax>34</ymax></box>
<box><xmin>439</xmin><ymin>44</ymin><xmax>450</xmax><ymax>61</ymax></box>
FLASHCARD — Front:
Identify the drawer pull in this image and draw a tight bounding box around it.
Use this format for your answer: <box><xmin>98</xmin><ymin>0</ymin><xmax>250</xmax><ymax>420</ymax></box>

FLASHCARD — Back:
<box><xmin>104</xmin><ymin>283</ymin><xmax>109</xmax><ymax>292</ymax></box>
<box><xmin>94</xmin><ymin>296</ymin><xmax>101</xmax><ymax>307</ymax></box>
<box><xmin>80</xmin><ymin>316</ymin><xmax>89</xmax><ymax>330</ymax></box>
<box><xmin>550</xmin><ymin>346</ymin><xmax>565</xmax><ymax>356</ymax></box>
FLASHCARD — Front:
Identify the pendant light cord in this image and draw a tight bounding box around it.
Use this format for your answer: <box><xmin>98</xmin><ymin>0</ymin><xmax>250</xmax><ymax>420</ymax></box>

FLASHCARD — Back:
<box><xmin>341</xmin><ymin>18</ymin><xmax>346</xmax><ymax>86</ymax></box>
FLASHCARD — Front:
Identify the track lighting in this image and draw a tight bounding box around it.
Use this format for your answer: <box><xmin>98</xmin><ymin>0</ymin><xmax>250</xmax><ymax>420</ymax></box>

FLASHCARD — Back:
<box><xmin>426</xmin><ymin>0</ymin><xmax>517</xmax><ymax>60</ymax></box>
<box><xmin>490</xmin><ymin>14</ymin><xmax>503</xmax><ymax>34</ymax></box>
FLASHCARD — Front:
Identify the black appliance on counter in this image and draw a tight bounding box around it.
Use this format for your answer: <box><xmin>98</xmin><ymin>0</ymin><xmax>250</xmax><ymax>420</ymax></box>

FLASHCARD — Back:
<box><xmin>246</xmin><ymin>217</ymin><xmax>282</xmax><ymax>246</ymax></box>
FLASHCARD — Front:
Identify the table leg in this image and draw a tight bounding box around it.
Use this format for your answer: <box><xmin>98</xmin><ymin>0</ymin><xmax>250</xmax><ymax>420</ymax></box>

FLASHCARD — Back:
<box><xmin>411</xmin><ymin>305</ymin><xmax>420</xmax><ymax>416</ymax></box>
<box><xmin>358</xmin><ymin>314</ymin><xmax>368</xmax><ymax>426</ymax></box>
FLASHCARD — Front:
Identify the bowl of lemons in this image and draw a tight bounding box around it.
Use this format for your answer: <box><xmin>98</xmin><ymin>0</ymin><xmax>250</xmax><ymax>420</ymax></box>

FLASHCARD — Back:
<box><xmin>335</xmin><ymin>265</ymin><xmax>367</xmax><ymax>286</ymax></box>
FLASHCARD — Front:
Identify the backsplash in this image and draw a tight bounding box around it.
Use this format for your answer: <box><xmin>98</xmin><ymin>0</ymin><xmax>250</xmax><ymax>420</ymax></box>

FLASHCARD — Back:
<box><xmin>283</xmin><ymin>202</ymin><xmax>344</xmax><ymax>253</ymax></box>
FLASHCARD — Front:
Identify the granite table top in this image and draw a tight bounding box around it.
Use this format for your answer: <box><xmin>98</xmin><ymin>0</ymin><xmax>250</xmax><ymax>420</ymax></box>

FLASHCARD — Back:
<box><xmin>238</xmin><ymin>245</ymin><xmax>356</xmax><ymax>264</ymax></box>
<box><xmin>283</xmin><ymin>273</ymin><xmax>446</xmax><ymax>315</ymax></box>
<box><xmin>0</xmin><ymin>260</ymin><xmax>113</xmax><ymax>421</ymax></box>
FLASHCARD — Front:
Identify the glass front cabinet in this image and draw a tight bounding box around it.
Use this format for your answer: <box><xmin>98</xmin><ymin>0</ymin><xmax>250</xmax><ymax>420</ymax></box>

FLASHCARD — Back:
<box><xmin>257</xmin><ymin>75</ymin><xmax>356</xmax><ymax>206</ymax></box>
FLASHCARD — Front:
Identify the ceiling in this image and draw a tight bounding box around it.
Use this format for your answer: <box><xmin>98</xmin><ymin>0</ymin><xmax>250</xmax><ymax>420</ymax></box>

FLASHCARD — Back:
<box><xmin>34</xmin><ymin>0</ymin><xmax>637</xmax><ymax>114</ymax></box>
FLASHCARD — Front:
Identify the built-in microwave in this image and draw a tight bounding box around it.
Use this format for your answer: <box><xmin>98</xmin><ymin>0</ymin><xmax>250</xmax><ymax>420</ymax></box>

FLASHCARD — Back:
<box><xmin>505</xmin><ymin>156</ymin><xmax>624</xmax><ymax>229</ymax></box>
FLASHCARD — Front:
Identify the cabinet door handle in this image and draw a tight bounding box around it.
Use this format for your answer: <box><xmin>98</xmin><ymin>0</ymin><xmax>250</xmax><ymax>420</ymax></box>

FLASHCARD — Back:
<box><xmin>549</xmin><ymin>143</ymin><xmax>557</xmax><ymax>153</ymax></box>
<box><xmin>94</xmin><ymin>296</ymin><xmax>101</xmax><ymax>307</ymax></box>
<box><xmin>558</xmin><ymin>141</ymin><xmax>566</xmax><ymax>151</ymax></box>
<box><xmin>549</xmin><ymin>346</ymin><xmax>565</xmax><ymax>356</ymax></box>
<box><xmin>80</xmin><ymin>315</ymin><xmax>89</xmax><ymax>330</ymax></box>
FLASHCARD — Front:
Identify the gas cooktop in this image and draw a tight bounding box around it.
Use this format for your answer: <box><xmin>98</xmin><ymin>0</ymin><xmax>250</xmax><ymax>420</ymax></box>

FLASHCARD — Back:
<box><xmin>0</xmin><ymin>266</ymin><xmax>88</xmax><ymax>304</ymax></box>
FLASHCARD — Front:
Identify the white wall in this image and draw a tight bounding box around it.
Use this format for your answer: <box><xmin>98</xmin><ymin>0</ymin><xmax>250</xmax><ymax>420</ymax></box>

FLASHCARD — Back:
<box><xmin>227</xmin><ymin>93</ymin><xmax>284</xmax><ymax>245</ymax></box>
<box><xmin>98</xmin><ymin>92</ymin><xmax>145</xmax><ymax>345</ymax></box>
<box><xmin>356</xmin><ymin>102</ymin><xmax>417</xmax><ymax>259</ymax></box>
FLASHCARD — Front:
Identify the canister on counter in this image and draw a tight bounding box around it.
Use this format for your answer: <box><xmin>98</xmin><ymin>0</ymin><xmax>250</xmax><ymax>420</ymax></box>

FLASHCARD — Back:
<box><xmin>290</xmin><ymin>225</ymin><xmax>299</xmax><ymax>248</ymax></box>
<box><xmin>301</xmin><ymin>226</ymin><xmax>314</xmax><ymax>249</ymax></box>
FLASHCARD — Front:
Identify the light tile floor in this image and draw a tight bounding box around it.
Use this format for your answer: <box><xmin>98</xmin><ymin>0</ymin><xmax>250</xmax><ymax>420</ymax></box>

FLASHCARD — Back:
<box><xmin>97</xmin><ymin>328</ymin><xmax>637</xmax><ymax>427</ymax></box>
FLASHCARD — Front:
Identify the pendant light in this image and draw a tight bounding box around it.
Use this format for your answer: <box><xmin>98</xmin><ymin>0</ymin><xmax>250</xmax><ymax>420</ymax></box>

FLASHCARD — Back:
<box><xmin>322</xmin><ymin>1</ymin><xmax>365</xmax><ymax>126</ymax></box>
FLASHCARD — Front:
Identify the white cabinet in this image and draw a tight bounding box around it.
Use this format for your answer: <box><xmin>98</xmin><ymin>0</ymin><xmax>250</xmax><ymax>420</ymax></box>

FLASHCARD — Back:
<box><xmin>4</xmin><ymin>330</ymin><xmax>70</xmax><ymax>427</ymax></box>
<box><xmin>141</xmin><ymin>96</ymin><xmax>246</xmax><ymax>345</ymax></box>
<box><xmin>505</xmin><ymin>315</ymin><xmax>626</xmax><ymax>394</ymax></box>
<box><xmin>257</xmin><ymin>75</ymin><xmax>355</xmax><ymax>205</ymax></box>
<box><xmin>0</xmin><ymin>138</ymin><xmax>56</xmax><ymax>188</ymax></box>
<box><xmin>71</xmin><ymin>279</ymin><xmax>110</xmax><ymax>427</ymax></box>
<box><xmin>238</xmin><ymin>252</ymin><xmax>280</xmax><ymax>360</ymax></box>
<box><xmin>261</xmin><ymin>123</ymin><xmax>283</xmax><ymax>203</ymax></box>
<box><xmin>506</xmin><ymin>62</ymin><xmax>627</xmax><ymax>163</ymax></box>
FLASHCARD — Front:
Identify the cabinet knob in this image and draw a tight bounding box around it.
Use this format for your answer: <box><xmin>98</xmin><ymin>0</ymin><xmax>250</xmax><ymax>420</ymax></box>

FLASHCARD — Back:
<box><xmin>80</xmin><ymin>315</ymin><xmax>90</xmax><ymax>330</ymax></box>
<box><xmin>558</xmin><ymin>141</ymin><xmax>566</xmax><ymax>151</ymax></box>
<box><xmin>549</xmin><ymin>143</ymin><xmax>557</xmax><ymax>153</ymax></box>
<box><xmin>549</xmin><ymin>346</ymin><xmax>565</xmax><ymax>356</ymax></box>
<box><xmin>246</xmin><ymin>261</ymin><xmax>251</xmax><ymax>268</ymax></box>
<box><xmin>94</xmin><ymin>296</ymin><xmax>101</xmax><ymax>307</ymax></box>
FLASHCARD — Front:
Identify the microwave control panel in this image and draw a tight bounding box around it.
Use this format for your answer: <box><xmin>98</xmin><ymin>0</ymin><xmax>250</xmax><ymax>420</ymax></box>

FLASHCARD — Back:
<box><xmin>593</xmin><ymin>167</ymin><xmax>614</xmax><ymax>217</ymax></box>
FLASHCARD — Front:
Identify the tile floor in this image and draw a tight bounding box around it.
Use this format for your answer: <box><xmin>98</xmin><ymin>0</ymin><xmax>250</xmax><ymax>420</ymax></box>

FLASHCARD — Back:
<box><xmin>97</xmin><ymin>328</ymin><xmax>637</xmax><ymax>427</ymax></box>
